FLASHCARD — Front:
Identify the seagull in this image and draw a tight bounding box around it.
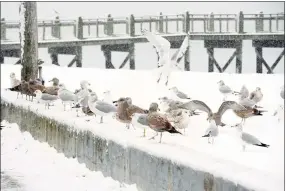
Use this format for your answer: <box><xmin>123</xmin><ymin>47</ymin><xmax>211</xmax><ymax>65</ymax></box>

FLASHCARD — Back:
<box><xmin>165</xmin><ymin>109</ymin><xmax>192</xmax><ymax>135</ymax></box>
<box><xmin>9</xmin><ymin>72</ymin><xmax>21</xmax><ymax>89</ymax></box>
<box><xmin>131</xmin><ymin>102</ymin><xmax>160</xmax><ymax>137</ymax></box>
<box><xmin>280</xmin><ymin>86</ymin><xmax>284</xmax><ymax>100</ymax></box>
<box><xmin>146</xmin><ymin>108</ymin><xmax>182</xmax><ymax>143</ymax></box>
<box><xmin>169</xmin><ymin>86</ymin><xmax>191</xmax><ymax>100</ymax></box>
<box><xmin>237</xmin><ymin>85</ymin><xmax>249</xmax><ymax>99</ymax></box>
<box><xmin>34</xmin><ymin>90</ymin><xmax>58</xmax><ymax>109</ymax></box>
<box><xmin>158</xmin><ymin>96</ymin><xmax>184</xmax><ymax>112</ymax></box>
<box><xmin>202</xmin><ymin>120</ymin><xmax>219</xmax><ymax>144</ymax></box>
<box><xmin>249</xmin><ymin>87</ymin><xmax>263</xmax><ymax>106</ymax></box>
<box><xmin>217</xmin><ymin>80</ymin><xmax>239</xmax><ymax>101</ymax></box>
<box><xmin>88</xmin><ymin>92</ymin><xmax>117</xmax><ymax>123</ymax></box>
<box><xmin>142</xmin><ymin>29</ymin><xmax>189</xmax><ymax>86</ymax></box>
<box><xmin>42</xmin><ymin>77</ymin><xmax>60</xmax><ymax>96</ymax></box>
<box><xmin>58</xmin><ymin>83</ymin><xmax>78</xmax><ymax>111</ymax></box>
<box><xmin>233</xmin><ymin>123</ymin><xmax>270</xmax><ymax>151</ymax></box>
<box><xmin>114</xmin><ymin>97</ymin><xmax>148</xmax><ymax>129</ymax></box>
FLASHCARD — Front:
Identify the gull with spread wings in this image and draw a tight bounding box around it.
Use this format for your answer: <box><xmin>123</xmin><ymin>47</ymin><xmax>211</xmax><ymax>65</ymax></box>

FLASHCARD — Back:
<box><xmin>142</xmin><ymin>29</ymin><xmax>189</xmax><ymax>86</ymax></box>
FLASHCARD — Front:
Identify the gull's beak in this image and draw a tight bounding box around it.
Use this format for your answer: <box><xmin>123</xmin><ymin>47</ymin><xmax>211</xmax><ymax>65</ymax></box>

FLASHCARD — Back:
<box><xmin>113</xmin><ymin>100</ymin><xmax>118</xmax><ymax>104</ymax></box>
<box><xmin>48</xmin><ymin>80</ymin><xmax>53</xmax><ymax>82</ymax></box>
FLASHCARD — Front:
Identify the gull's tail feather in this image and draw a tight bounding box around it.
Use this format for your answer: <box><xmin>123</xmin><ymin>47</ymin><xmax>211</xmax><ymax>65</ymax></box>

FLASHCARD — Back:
<box><xmin>202</xmin><ymin>133</ymin><xmax>210</xmax><ymax>137</ymax></box>
<box><xmin>167</xmin><ymin>126</ymin><xmax>182</xmax><ymax>134</ymax></box>
<box><xmin>254</xmin><ymin>142</ymin><xmax>270</xmax><ymax>148</ymax></box>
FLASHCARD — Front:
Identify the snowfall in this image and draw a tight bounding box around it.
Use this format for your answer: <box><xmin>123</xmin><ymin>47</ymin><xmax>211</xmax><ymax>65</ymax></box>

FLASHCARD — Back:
<box><xmin>1</xmin><ymin>64</ymin><xmax>285</xmax><ymax>191</ymax></box>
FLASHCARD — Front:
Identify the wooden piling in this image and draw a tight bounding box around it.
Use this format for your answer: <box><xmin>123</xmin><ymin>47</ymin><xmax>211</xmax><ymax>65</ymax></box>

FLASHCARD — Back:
<box><xmin>238</xmin><ymin>11</ymin><xmax>244</xmax><ymax>33</ymax></box>
<box><xmin>52</xmin><ymin>16</ymin><xmax>61</xmax><ymax>39</ymax></box>
<box><xmin>19</xmin><ymin>2</ymin><xmax>39</xmax><ymax>81</ymax></box>
<box><xmin>256</xmin><ymin>47</ymin><xmax>263</xmax><ymax>73</ymax></box>
<box><xmin>129</xmin><ymin>14</ymin><xmax>135</xmax><ymax>70</ymax></box>
<box><xmin>183</xmin><ymin>11</ymin><xmax>190</xmax><ymax>71</ymax></box>
<box><xmin>76</xmin><ymin>17</ymin><xmax>83</xmax><ymax>67</ymax></box>
<box><xmin>1</xmin><ymin>18</ymin><xmax>6</xmax><ymax>40</ymax></box>
<box><xmin>236</xmin><ymin>40</ymin><xmax>242</xmax><ymax>73</ymax></box>
<box><xmin>207</xmin><ymin>48</ymin><xmax>214</xmax><ymax>72</ymax></box>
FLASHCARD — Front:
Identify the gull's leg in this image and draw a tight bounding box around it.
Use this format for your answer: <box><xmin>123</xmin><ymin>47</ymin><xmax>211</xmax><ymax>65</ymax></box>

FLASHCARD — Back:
<box><xmin>242</xmin><ymin>145</ymin><xmax>246</xmax><ymax>152</ymax></box>
<box><xmin>184</xmin><ymin>128</ymin><xmax>186</xmax><ymax>135</ymax></box>
<box><xmin>149</xmin><ymin>132</ymin><xmax>158</xmax><ymax>140</ymax></box>
<box><xmin>100</xmin><ymin>116</ymin><xmax>103</xmax><ymax>123</ymax></box>
<box><xmin>157</xmin><ymin>72</ymin><xmax>162</xmax><ymax>83</ymax></box>
<box><xmin>64</xmin><ymin>103</ymin><xmax>66</xmax><ymax>111</ymax></box>
<box><xmin>159</xmin><ymin>132</ymin><xmax>163</xmax><ymax>143</ymax></box>
<box><xmin>76</xmin><ymin>109</ymin><xmax>79</xmax><ymax>117</ymax></box>
<box><xmin>212</xmin><ymin>137</ymin><xmax>214</xmax><ymax>145</ymax></box>
<box><xmin>126</xmin><ymin>123</ymin><xmax>130</xmax><ymax>129</ymax></box>
<box><xmin>44</xmin><ymin>103</ymin><xmax>47</xmax><ymax>110</ymax></box>
<box><xmin>165</xmin><ymin>76</ymin><xmax>169</xmax><ymax>86</ymax></box>
<box><xmin>17</xmin><ymin>92</ymin><xmax>19</xmax><ymax>99</ymax></box>
<box><xmin>48</xmin><ymin>103</ymin><xmax>50</xmax><ymax>110</ymax></box>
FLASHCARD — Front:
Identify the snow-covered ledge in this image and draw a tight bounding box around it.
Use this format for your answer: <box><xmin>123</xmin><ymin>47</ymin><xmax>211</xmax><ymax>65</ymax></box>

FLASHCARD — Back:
<box><xmin>1</xmin><ymin>91</ymin><xmax>275</xmax><ymax>191</ymax></box>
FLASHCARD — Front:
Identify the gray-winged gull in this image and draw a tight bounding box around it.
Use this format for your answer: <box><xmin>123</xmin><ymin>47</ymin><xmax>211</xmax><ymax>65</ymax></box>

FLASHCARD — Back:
<box><xmin>280</xmin><ymin>86</ymin><xmax>284</xmax><ymax>100</ymax></box>
<box><xmin>88</xmin><ymin>92</ymin><xmax>117</xmax><ymax>123</ymax></box>
<box><xmin>58</xmin><ymin>83</ymin><xmax>78</xmax><ymax>111</ymax></box>
<box><xmin>131</xmin><ymin>102</ymin><xmax>160</xmax><ymax>137</ymax></box>
<box><xmin>169</xmin><ymin>86</ymin><xmax>191</xmax><ymax>100</ymax></box>
<box><xmin>233</xmin><ymin>123</ymin><xmax>270</xmax><ymax>151</ymax></box>
<box><xmin>217</xmin><ymin>80</ymin><xmax>239</xmax><ymax>101</ymax></box>
<box><xmin>34</xmin><ymin>90</ymin><xmax>58</xmax><ymax>109</ymax></box>
<box><xmin>202</xmin><ymin>119</ymin><xmax>219</xmax><ymax>144</ymax></box>
<box><xmin>249</xmin><ymin>87</ymin><xmax>263</xmax><ymax>106</ymax></box>
<box><xmin>142</xmin><ymin>29</ymin><xmax>189</xmax><ymax>86</ymax></box>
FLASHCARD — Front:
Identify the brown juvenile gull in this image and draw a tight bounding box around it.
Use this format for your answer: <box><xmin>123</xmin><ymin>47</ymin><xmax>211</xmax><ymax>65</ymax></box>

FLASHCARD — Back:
<box><xmin>34</xmin><ymin>90</ymin><xmax>58</xmax><ymax>109</ymax></box>
<box><xmin>27</xmin><ymin>80</ymin><xmax>46</xmax><ymax>102</ymax></box>
<box><xmin>146</xmin><ymin>108</ymin><xmax>182</xmax><ymax>143</ymax></box>
<box><xmin>217</xmin><ymin>80</ymin><xmax>239</xmax><ymax>101</ymax></box>
<box><xmin>131</xmin><ymin>102</ymin><xmax>160</xmax><ymax>137</ymax></box>
<box><xmin>115</xmin><ymin>97</ymin><xmax>149</xmax><ymax>129</ymax></box>
<box><xmin>42</xmin><ymin>77</ymin><xmax>60</xmax><ymax>96</ymax></box>
<box><xmin>88</xmin><ymin>92</ymin><xmax>117</xmax><ymax>123</ymax></box>
<box><xmin>233</xmin><ymin>123</ymin><xmax>270</xmax><ymax>151</ymax></box>
<box><xmin>249</xmin><ymin>87</ymin><xmax>263</xmax><ymax>106</ymax></box>
<box><xmin>165</xmin><ymin>109</ymin><xmax>192</xmax><ymax>135</ymax></box>
<box><xmin>169</xmin><ymin>86</ymin><xmax>191</xmax><ymax>100</ymax></box>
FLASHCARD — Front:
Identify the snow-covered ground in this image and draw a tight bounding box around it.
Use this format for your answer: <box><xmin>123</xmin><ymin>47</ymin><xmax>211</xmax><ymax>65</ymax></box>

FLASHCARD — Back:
<box><xmin>1</xmin><ymin>121</ymin><xmax>138</xmax><ymax>191</ymax></box>
<box><xmin>1</xmin><ymin>64</ymin><xmax>285</xmax><ymax>191</ymax></box>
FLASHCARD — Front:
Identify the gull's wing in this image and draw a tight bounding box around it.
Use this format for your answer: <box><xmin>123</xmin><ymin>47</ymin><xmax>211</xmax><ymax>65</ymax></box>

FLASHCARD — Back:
<box><xmin>239</xmin><ymin>85</ymin><xmax>249</xmax><ymax>99</ymax></box>
<box><xmin>216</xmin><ymin>101</ymin><xmax>247</xmax><ymax>116</ymax></box>
<box><xmin>41</xmin><ymin>93</ymin><xmax>58</xmax><ymax>101</ymax></box>
<box><xmin>177</xmin><ymin>100</ymin><xmax>212</xmax><ymax>115</ymax></box>
<box><xmin>219</xmin><ymin>85</ymin><xmax>232</xmax><ymax>94</ymax></box>
<box><xmin>95</xmin><ymin>101</ymin><xmax>117</xmax><ymax>114</ymax></box>
<box><xmin>176</xmin><ymin>90</ymin><xmax>190</xmax><ymax>99</ymax></box>
<box><xmin>242</xmin><ymin>132</ymin><xmax>262</xmax><ymax>145</ymax></box>
<box><xmin>143</xmin><ymin>30</ymin><xmax>171</xmax><ymax>65</ymax></box>
<box><xmin>171</xmin><ymin>35</ymin><xmax>189</xmax><ymax>63</ymax></box>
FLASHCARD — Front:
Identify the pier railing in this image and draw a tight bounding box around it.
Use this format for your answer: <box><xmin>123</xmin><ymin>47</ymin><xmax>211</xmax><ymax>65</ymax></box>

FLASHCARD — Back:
<box><xmin>1</xmin><ymin>12</ymin><xmax>284</xmax><ymax>41</ymax></box>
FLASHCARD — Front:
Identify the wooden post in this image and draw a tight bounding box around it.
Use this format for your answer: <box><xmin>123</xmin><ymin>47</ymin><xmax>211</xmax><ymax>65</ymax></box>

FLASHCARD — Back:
<box><xmin>1</xmin><ymin>18</ymin><xmax>6</xmax><ymax>40</ymax></box>
<box><xmin>103</xmin><ymin>47</ymin><xmax>112</xmax><ymax>69</ymax></box>
<box><xmin>105</xmin><ymin>14</ymin><xmax>113</xmax><ymax>36</ymax></box>
<box><xmin>38</xmin><ymin>66</ymin><xmax>43</xmax><ymax>79</ymax></box>
<box><xmin>256</xmin><ymin>12</ymin><xmax>264</xmax><ymax>32</ymax></box>
<box><xmin>256</xmin><ymin>47</ymin><xmax>263</xmax><ymax>73</ymax></box>
<box><xmin>52</xmin><ymin>16</ymin><xmax>61</xmax><ymax>39</ymax></box>
<box><xmin>207</xmin><ymin>48</ymin><xmax>214</xmax><ymax>72</ymax></box>
<box><xmin>76</xmin><ymin>17</ymin><xmax>83</xmax><ymax>67</ymax></box>
<box><xmin>159</xmin><ymin>12</ymin><xmax>164</xmax><ymax>33</ymax></box>
<box><xmin>129</xmin><ymin>14</ymin><xmax>135</xmax><ymax>69</ymax></box>
<box><xmin>0</xmin><ymin>51</ymin><xmax>4</xmax><ymax>64</ymax></box>
<box><xmin>19</xmin><ymin>2</ymin><xmax>39</xmax><ymax>81</ymax></box>
<box><xmin>50</xmin><ymin>54</ymin><xmax>59</xmax><ymax>66</ymax></box>
<box><xmin>209</xmin><ymin>12</ymin><xmax>214</xmax><ymax>32</ymax></box>
<box><xmin>236</xmin><ymin>40</ymin><xmax>242</xmax><ymax>73</ymax></box>
<box><xmin>183</xmin><ymin>11</ymin><xmax>190</xmax><ymax>71</ymax></box>
<box><xmin>238</xmin><ymin>11</ymin><xmax>244</xmax><ymax>33</ymax></box>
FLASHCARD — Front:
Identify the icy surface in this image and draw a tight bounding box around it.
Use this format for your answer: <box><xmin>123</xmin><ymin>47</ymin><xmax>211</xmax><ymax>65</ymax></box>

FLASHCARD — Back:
<box><xmin>1</xmin><ymin>65</ymin><xmax>285</xmax><ymax>191</ymax></box>
<box><xmin>1</xmin><ymin>121</ymin><xmax>138</xmax><ymax>191</ymax></box>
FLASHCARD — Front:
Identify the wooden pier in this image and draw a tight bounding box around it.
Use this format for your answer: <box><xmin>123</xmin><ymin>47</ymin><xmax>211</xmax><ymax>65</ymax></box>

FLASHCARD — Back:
<box><xmin>1</xmin><ymin>11</ymin><xmax>285</xmax><ymax>73</ymax></box>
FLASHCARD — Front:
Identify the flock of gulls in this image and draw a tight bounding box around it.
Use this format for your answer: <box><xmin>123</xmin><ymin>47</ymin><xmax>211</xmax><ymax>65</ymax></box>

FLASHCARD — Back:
<box><xmin>5</xmin><ymin>30</ymin><xmax>285</xmax><ymax>152</ymax></box>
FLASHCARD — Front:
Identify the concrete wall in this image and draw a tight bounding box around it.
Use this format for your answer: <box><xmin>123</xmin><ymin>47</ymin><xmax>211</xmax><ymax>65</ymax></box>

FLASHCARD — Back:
<box><xmin>1</xmin><ymin>100</ymin><xmax>253</xmax><ymax>191</ymax></box>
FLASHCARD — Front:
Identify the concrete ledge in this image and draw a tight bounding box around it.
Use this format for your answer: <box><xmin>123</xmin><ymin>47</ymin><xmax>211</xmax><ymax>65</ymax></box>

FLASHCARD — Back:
<box><xmin>1</xmin><ymin>100</ymin><xmax>252</xmax><ymax>191</ymax></box>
